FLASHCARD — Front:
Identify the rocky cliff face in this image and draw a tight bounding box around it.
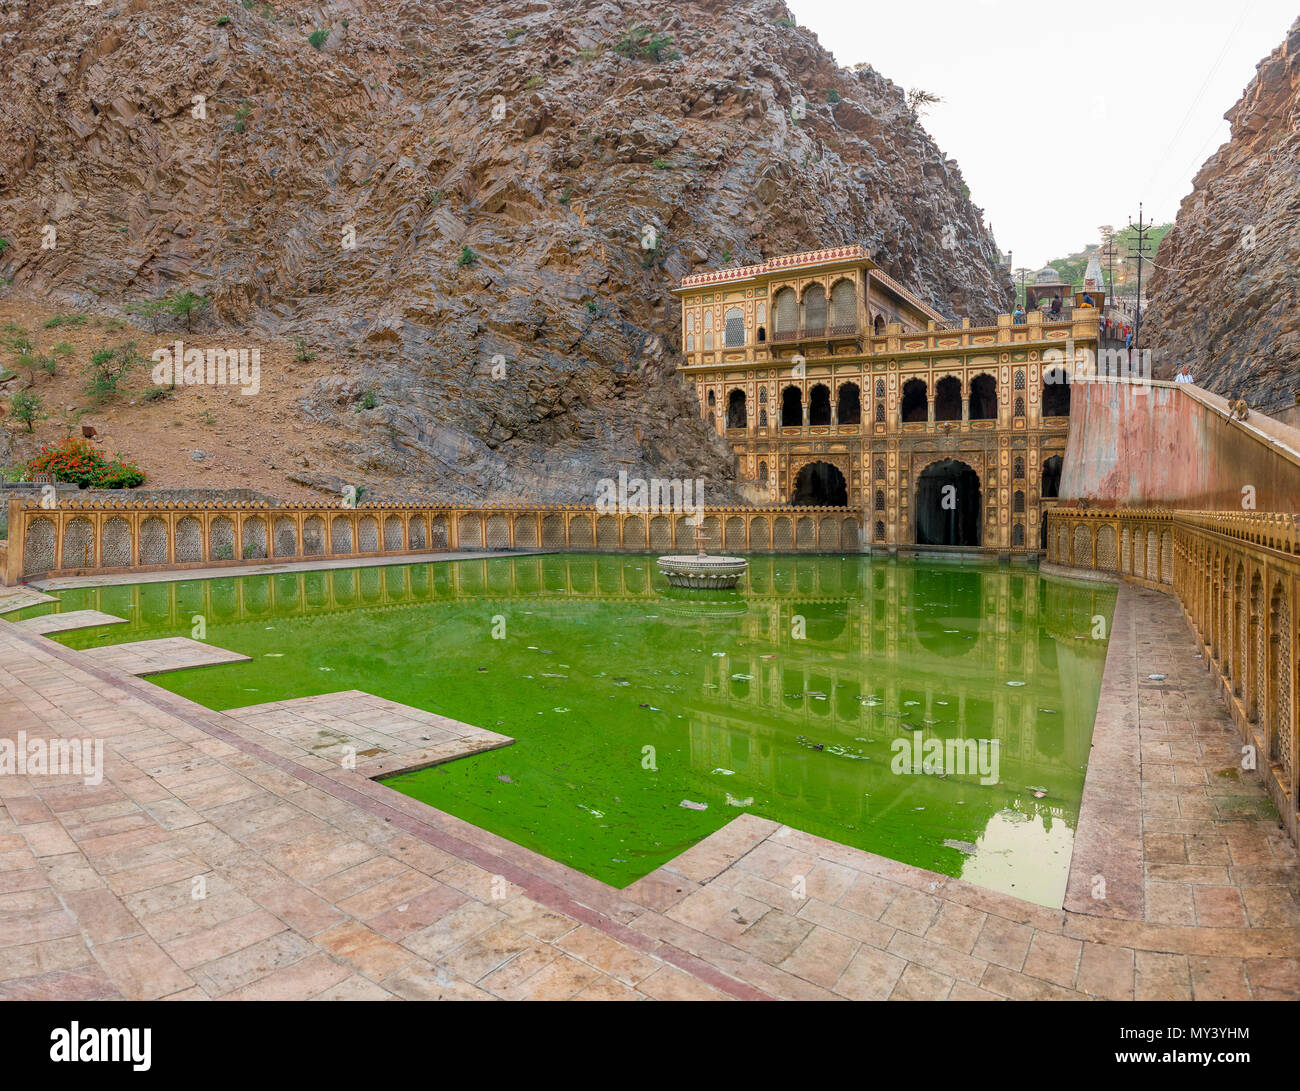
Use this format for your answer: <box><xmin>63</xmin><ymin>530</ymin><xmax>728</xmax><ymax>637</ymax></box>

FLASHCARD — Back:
<box><xmin>1146</xmin><ymin>18</ymin><xmax>1300</xmax><ymax>406</ymax></box>
<box><xmin>0</xmin><ymin>0</ymin><xmax>1010</xmax><ymax>502</ymax></box>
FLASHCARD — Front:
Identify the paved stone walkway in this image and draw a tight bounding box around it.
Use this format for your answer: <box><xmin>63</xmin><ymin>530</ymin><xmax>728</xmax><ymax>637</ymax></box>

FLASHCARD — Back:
<box><xmin>79</xmin><ymin>637</ymin><xmax>251</xmax><ymax>677</ymax></box>
<box><xmin>1</xmin><ymin>580</ymin><xmax>1297</xmax><ymax>1000</ymax></box>
<box><xmin>9</xmin><ymin>610</ymin><xmax>127</xmax><ymax>636</ymax></box>
<box><xmin>224</xmin><ymin>691</ymin><xmax>513</xmax><ymax>779</ymax></box>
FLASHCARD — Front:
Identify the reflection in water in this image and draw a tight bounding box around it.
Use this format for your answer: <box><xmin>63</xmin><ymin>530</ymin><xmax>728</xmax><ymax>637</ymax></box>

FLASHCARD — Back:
<box><xmin>18</xmin><ymin>555</ymin><xmax>1115</xmax><ymax>906</ymax></box>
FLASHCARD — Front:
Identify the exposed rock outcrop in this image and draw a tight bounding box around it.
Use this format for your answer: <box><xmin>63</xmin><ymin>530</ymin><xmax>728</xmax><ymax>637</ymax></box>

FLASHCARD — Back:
<box><xmin>1146</xmin><ymin>18</ymin><xmax>1300</xmax><ymax>406</ymax></box>
<box><xmin>0</xmin><ymin>0</ymin><xmax>1010</xmax><ymax>502</ymax></box>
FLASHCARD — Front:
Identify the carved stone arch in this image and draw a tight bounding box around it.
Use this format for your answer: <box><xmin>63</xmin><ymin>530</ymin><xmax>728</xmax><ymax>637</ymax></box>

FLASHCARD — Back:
<box><xmin>788</xmin><ymin>454</ymin><xmax>850</xmax><ymax>492</ymax></box>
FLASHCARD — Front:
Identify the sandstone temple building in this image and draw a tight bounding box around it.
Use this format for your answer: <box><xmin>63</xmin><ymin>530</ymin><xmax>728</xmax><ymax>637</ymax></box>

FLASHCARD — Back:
<box><xmin>674</xmin><ymin>245</ymin><xmax>1101</xmax><ymax>554</ymax></box>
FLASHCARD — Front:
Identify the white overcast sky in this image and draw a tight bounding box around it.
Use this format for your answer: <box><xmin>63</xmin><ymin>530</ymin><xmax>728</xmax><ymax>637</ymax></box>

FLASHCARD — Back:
<box><xmin>789</xmin><ymin>0</ymin><xmax>1297</xmax><ymax>268</ymax></box>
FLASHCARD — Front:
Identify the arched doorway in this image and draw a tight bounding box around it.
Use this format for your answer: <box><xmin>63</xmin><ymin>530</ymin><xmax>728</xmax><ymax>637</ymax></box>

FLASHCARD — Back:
<box><xmin>781</xmin><ymin>386</ymin><xmax>802</xmax><ymax>426</ymax></box>
<box><xmin>808</xmin><ymin>384</ymin><xmax>831</xmax><ymax>426</ymax></box>
<box><xmin>915</xmin><ymin>459</ymin><xmax>981</xmax><ymax>546</ymax></box>
<box><xmin>1041</xmin><ymin>455</ymin><xmax>1063</xmax><ymax>499</ymax></box>
<box><xmin>1043</xmin><ymin>368</ymin><xmax>1071</xmax><ymax>416</ymax></box>
<box><xmin>900</xmin><ymin>378</ymin><xmax>928</xmax><ymax>423</ymax></box>
<box><xmin>969</xmin><ymin>374</ymin><xmax>997</xmax><ymax>419</ymax></box>
<box><xmin>791</xmin><ymin>461</ymin><xmax>848</xmax><ymax>506</ymax></box>
<box><xmin>935</xmin><ymin>376</ymin><xmax>962</xmax><ymax>421</ymax></box>
<box><xmin>726</xmin><ymin>389</ymin><xmax>746</xmax><ymax>429</ymax></box>
<box><xmin>837</xmin><ymin>382</ymin><xmax>861</xmax><ymax>425</ymax></box>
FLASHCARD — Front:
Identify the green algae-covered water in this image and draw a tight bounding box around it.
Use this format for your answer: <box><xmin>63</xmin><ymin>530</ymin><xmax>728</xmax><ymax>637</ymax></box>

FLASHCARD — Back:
<box><xmin>10</xmin><ymin>555</ymin><xmax>1115</xmax><ymax>906</ymax></box>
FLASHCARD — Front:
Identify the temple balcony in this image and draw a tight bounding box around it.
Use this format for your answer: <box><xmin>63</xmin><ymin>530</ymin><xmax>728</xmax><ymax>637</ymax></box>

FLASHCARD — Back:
<box><xmin>770</xmin><ymin>322</ymin><xmax>859</xmax><ymax>345</ymax></box>
<box><xmin>680</xmin><ymin>309</ymin><xmax>1099</xmax><ymax>371</ymax></box>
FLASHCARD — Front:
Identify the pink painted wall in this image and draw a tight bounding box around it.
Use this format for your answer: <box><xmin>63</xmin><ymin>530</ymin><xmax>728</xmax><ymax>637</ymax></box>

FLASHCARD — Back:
<box><xmin>1060</xmin><ymin>381</ymin><xmax>1300</xmax><ymax>511</ymax></box>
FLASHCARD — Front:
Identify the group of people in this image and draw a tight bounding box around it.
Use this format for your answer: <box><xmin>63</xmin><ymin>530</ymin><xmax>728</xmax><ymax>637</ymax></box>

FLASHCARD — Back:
<box><xmin>1012</xmin><ymin>294</ymin><xmax>1066</xmax><ymax>323</ymax></box>
<box><xmin>1100</xmin><ymin>315</ymin><xmax>1136</xmax><ymax>348</ymax></box>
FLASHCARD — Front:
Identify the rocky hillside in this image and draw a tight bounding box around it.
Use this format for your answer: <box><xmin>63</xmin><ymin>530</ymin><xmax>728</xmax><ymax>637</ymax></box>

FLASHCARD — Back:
<box><xmin>0</xmin><ymin>0</ymin><xmax>1010</xmax><ymax>503</ymax></box>
<box><xmin>1146</xmin><ymin>18</ymin><xmax>1299</xmax><ymax>405</ymax></box>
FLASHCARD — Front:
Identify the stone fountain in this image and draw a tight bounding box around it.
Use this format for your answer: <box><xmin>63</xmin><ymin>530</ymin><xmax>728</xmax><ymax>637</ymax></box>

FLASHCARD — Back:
<box><xmin>657</xmin><ymin>520</ymin><xmax>748</xmax><ymax>589</ymax></box>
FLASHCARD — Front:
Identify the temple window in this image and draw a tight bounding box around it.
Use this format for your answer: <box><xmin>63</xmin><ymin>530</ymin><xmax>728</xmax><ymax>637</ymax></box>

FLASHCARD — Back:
<box><xmin>837</xmin><ymin>382</ymin><xmax>861</xmax><ymax>425</ymax></box>
<box><xmin>724</xmin><ymin>307</ymin><xmax>746</xmax><ymax>348</ymax></box>
<box><xmin>774</xmin><ymin>287</ymin><xmax>797</xmax><ymax>334</ymax></box>
<box><xmin>830</xmin><ymin>279</ymin><xmax>856</xmax><ymax>331</ymax></box>
<box><xmin>781</xmin><ymin>385</ymin><xmax>802</xmax><ymax>426</ymax></box>
<box><xmin>726</xmin><ymin>388</ymin><xmax>747</xmax><ymax>428</ymax></box>
<box><xmin>803</xmin><ymin>284</ymin><xmax>827</xmax><ymax>334</ymax></box>
<box><xmin>900</xmin><ymin>378</ymin><xmax>927</xmax><ymax>422</ymax></box>
<box><xmin>808</xmin><ymin>383</ymin><xmax>831</xmax><ymax>426</ymax></box>
<box><xmin>969</xmin><ymin>373</ymin><xmax>997</xmax><ymax>420</ymax></box>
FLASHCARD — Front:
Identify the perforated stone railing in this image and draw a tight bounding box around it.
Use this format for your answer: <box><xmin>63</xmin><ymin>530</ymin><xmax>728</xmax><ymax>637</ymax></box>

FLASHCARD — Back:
<box><xmin>3</xmin><ymin>498</ymin><xmax>864</xmax><ymax>584</ymax></box>
<box><xmin>1047</xmin><ymin>505</ymin><xmax>1300</xmax><ymax>842</ymax></box>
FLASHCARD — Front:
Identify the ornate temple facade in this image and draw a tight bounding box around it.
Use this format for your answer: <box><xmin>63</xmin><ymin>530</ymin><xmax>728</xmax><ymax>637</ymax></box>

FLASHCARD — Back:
<box><xmin>673</xmin><ymin>245</ymin><xmax>1102</xmax><ymax>553</ymax></box>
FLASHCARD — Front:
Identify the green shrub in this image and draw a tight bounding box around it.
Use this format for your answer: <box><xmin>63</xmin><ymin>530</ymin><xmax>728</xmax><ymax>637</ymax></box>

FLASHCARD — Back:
<box><xmin>308</xmin><ymin>28</ymin><xmax>328</xmax><ymax>49</ymax></box>
<box><xmin>506</xmin><ymin>27</ymin><xmax>526</xmax><ymax>41</ymax></box>
<box><xmin>355</xmin><ymin>390</ymin><xmax>378</xmax><ymax>411</ymax></box>
<box><xmin>124</xmin><ymin>297</ymin><xmax>168</xmax><ymax>330</ymax></box>
<box><xmin>826</xmin><ymin>88</ymin><xmax>840</xmax><ymax>103</ymax></box>
<box><xmin>217</xmin><ymin>15</ymin><xmax>230</xmax><ymax>25</ymax></box>
<box><xmin>559</xmin><ymin>185</ymin><xmax>573</xmax><ymax>204</ymax></box>
<box><xmin>10</xmin><ymin>390</ymin><xmax>44</xmax><ymax>433</ymax></box>
<box><xmin>614</xmin><ymin>26</ymin><xmax>681</xmax><ymax>63</ymax></box>
<box><xmin>774</xmin><ymin>16</ymin><xmax>797</xmax><ymax>27</ymax></box>
<box><xmin>43</xmin><ymin>313</ymin><xmax>87</xmax><ymax>330</ymax></box>
<box><xmin>166</xmin><ymin>290</ymin><xmax>208</xmax><ymax>330</ymax></box>
<box><xmin>457</xmin><ymin>245</ymin><xmax>475</xmax><ymax>267</ymax></box>
<box><xmin>142</xmin><ymin>386</ymin><xmax>172</xmax><ymax>402</ymax></box>
<box><xmin>293</xmin><ymin>338</ymin><xmax>316</xmax><ymax>362</ymax></box>
<box><xmin>86</xmin><ymin>342</ymin><xmax>140</xmax><ymax>404</ymax></box>
<box><xmin>651</xmin><ymin>157</ymin><xmax>670</xmax><ymax>169</ymax></box>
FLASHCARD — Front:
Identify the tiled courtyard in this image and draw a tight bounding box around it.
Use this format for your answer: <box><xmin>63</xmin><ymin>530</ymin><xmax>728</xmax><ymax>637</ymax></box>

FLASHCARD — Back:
<box><xmin>1</xmin><ymin>578</ymin><xmax>1297</xmax><ymax>1001</ymax></box>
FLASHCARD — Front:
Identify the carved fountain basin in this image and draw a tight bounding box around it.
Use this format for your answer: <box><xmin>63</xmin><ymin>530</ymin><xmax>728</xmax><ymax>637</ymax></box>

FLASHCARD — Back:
<box><xmin>656</xmin><ymin>554</ymin><xmax>749</xmax><ymax>589</ymax></box>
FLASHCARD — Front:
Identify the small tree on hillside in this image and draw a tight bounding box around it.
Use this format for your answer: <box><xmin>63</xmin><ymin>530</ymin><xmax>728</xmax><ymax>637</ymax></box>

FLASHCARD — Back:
<box><xmin>906</xmin><ymin>88</ymin><xmax>942</xmax><ymax>118</ymax></box>
<box><xmin>86</xmin><ymin>342</ymin><xmax>140</xmax><ymax>404</ymax></box>
<box><xmin>11</xmin><ymin>389</ymin><xmax>44</xmax><ymax>432</ymax></box>
<box><xmin>167</xmin><ymin>291</ymin><xmax>209</xmax><ymax>331</ymax></box>
<box><xmin>124</xmin><ymin>297</ymin><xmax>170</xmax><ymax>332</ymax></box>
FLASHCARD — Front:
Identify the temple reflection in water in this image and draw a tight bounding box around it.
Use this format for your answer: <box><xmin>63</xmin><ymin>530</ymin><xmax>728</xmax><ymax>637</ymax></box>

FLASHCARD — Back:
<box><xmin>38</xmin><ymin>555</ymin><xmax>1114</xmax><ymax>904</ymax></box>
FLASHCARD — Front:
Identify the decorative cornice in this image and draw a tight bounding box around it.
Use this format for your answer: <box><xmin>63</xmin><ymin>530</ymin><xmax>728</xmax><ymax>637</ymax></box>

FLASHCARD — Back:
<box><xmin>679</xmin><ymin>244</ymin><xmax>869</xmax><ymax>289</ymax></box>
